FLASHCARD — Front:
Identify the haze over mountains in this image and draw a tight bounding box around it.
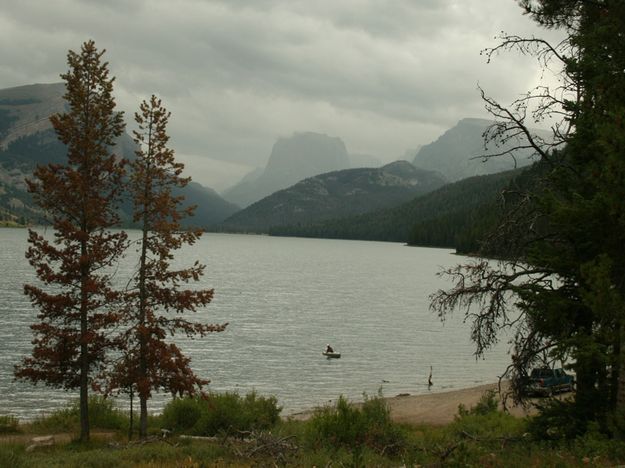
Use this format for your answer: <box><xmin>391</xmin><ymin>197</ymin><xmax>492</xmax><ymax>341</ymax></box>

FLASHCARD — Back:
<box><xmin>222</xmin><ymin>132</ymin><xmax>352</xmax><ymax>208</ymax></box>
<box><xmin>2</xmin><ymin>82</ymin><xmax>549</xmax><ymax>248</ymax></box>
<box><xmin>410</xmin><ymin>117</ymin><xmax>549</xmax><ymax>182</ymax></box>
<box><xmin>217</xmin><ymin>117</ymin><xmax>548</xmax><ymax>236</ymax></box>
<box><xmin>220</xmin><ymin>160</ymin><xmax>446</xmax><ymax>232</ymax></box>
<box><xmin>0</xmin><ymin>83</ymin><xmax>238</xmax><ymax>226</ymax></box>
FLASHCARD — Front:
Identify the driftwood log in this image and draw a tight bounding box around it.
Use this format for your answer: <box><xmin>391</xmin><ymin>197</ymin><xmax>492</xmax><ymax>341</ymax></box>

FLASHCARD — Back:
<box><xmin>26</xmin><ymin>435</ymin><xmax>55</xmax><ymax>452</ymax></box>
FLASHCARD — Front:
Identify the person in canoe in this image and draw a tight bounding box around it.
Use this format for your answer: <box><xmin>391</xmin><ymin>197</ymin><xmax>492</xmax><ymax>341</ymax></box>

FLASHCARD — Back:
<box><xmin>325</xmin><ymin>344</ymin><xmax>334</xmax><ymax>353</ymax></box>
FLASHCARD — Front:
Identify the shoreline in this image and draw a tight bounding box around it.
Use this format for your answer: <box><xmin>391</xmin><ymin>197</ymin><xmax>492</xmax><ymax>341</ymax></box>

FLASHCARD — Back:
<box><xmin>286</xmin><ymin>381</ymin><xmax>536</xmax><ymax>425</ymax></box>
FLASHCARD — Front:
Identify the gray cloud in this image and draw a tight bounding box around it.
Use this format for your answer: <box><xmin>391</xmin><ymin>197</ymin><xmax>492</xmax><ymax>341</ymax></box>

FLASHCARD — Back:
<box><xmin>0</xmin><ymin>0</ymin><xmax>563</xmax><ymax>190</ymax></box>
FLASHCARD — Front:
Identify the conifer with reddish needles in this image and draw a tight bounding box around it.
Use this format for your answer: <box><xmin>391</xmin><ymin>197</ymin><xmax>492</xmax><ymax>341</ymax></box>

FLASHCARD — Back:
<box><xmin>114</xmin><ymin>95</ymin><xmax>227</xmax><ymax>439</ymax></box>
<box><xmin>14</xmin><ymin>40</ymin><xmax>127</xmax><ymax>442</ymax></box>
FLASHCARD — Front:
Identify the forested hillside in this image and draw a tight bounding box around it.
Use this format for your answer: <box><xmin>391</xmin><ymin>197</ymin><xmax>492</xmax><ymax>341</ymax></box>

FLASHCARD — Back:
<box><xmin>270</xmin><ymin>168</ymin><xmax>527</xmax><ymax>253</ymax></box>
<box><xmin>220</xmin><ymin>160</ymin><xmax>445</xmax><ymax>232</ymax></box>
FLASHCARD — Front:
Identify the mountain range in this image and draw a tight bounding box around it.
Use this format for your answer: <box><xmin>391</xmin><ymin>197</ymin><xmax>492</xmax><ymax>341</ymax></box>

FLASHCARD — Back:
<box><xmin>269</xmin><ymin>167</ymin><xmax>525</xmax><ymax>254</ymax></box>
<box><xmin>221</xmin><ymin>132</ymin><xmax>353</xmax><ymax>208</ymax></box>
<box><xmin>218</xmin><ymin>117</ymin><xmax>549</xmax><ymax>244</ymax></box>
<box><xmin>0</xmin><ymin>83</ymin><xmax>238</xmax><ymax>227</ymax></box>
<box><xmin>219</xmin><ymin>160</ymin><xmax>446</xmax><ymax>232</ymax></box>
<box><xmin>2</xmin><ymin>82</ymin><xmax>548</xmax><ymax>250</ymax></box>
<box><xmin>410</xmin><ymin>117</ymin><xmax>550</xmax><ymax>182</ymax></box>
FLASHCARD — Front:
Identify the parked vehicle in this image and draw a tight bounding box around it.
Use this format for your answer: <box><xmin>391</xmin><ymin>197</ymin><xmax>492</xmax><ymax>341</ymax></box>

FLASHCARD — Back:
<box><xmin>524</xmin><ymin>368</ymin><xmax>574</xmax><ymax>396</ymax></box>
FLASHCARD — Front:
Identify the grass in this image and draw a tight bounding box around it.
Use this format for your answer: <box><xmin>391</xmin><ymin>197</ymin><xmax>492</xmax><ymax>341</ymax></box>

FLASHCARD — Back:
<box><xmin>0</xmin><ymin>221</ymin><xmax>24</xmax><ymax>228</ymax></box>
<box><xmin>3</xmin><ymin>390</ymin><xmax>625</xmax><ymax>466</ymax></box>
<box><xmin>161</xmin><ymin>390</ymin><xmax>281</xmax><ymax>436</ymax></box>
<box><xmin>29</xmin><ymin>396</ymin><xmax>129</xmax><ymax>434</ymax></box>
<box><xmin>303</xmin><ymin>393</ymin><xmax>406</xmax><ymax>455</ymax></box>
<box><xmin>0</xmin><ymin>415</ymin><xmax>20</xmax><ymax>434</ymax></box>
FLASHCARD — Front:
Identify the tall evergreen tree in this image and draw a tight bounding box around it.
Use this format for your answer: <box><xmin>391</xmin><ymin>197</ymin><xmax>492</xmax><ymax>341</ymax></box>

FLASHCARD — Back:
<box><xmin>431</xmin><ymin>0</ymin><xmax>625</xmax><ymax>436</ymax></box>
<box><xmin>14</xmin><ymin>40</ymin><xmax>127</xmax><ymax>442</ymax></box>
<box><xmin>113</xmin><ymin>95</ymin><xmax>227</xmax><ymax>439</ymax></box>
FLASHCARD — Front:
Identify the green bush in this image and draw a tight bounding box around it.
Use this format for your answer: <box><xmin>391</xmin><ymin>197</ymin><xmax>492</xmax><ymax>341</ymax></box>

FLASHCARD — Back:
<box><xmin>160</xmin><ymin>397</ymin><xmax>204</xmax><ymax>433</ymax></box>
<box><xmin>84</xmin><ymin>396</ymin><xmax>128</xmax><ymax>430</ymax></box>
<box><xmin>456</xmin><ymin>390</ymin><xmax>499</xmax><ymax>419</ymax></box>
<box><xmin>31</xmin><ymin>396</ymin><xmax>128</xmax><ymax>432</ymax></box>
<box><xmin>526</xmin><ymin>399</ymin><xmax>586</xmax><ymax>441</ymax></box>
<box><xmin>0</xmin><ymin>415</ymin><xmax>20</xmax><ymax>434</ymax></box>
<box><xmin>161</xmin><ymin>391</ymin><xmax>281</xmax><ymax>436</ymax></box>
<box><xmin>31</xmin><ymin>407</ymin><xmax>78</xmax><ymax>432</ymax></box>
<box><xmin>452</xmin><ymin>390</ymin><xmax>525</xmax><ymax>441</ymax></box>
<box><xmin>430</xmin><ymin>389</ymin><xmax>528</xmax><ymax>466</ymax></box>
<box><xmin>304</xmin><ymin>394</ymin><xmax>406</xmax><ymax>455</ymax></box>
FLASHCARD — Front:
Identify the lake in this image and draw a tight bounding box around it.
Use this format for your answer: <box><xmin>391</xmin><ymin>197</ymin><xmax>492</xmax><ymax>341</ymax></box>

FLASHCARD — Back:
<box><xmin>0</xmin><ymin>228</ymin><xmax>511</xmax><ymax>418</ymax></box>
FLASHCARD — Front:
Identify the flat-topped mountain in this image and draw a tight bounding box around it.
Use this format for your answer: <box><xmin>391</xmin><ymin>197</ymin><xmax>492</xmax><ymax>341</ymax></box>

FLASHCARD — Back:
<box><xmin>0</xmin><ymin>83</ymin><xmax>238</xmax><ymax>227</ymax></box>
<box><xmin>219</xmin><ymin>160</ymin><xmax>446</xmax><ymax>233</ymax></box>
<box><xmin>222</xmin><ymin>132</ymin><xmax>351</xmax><ymax>208</ymax></box>
<box><xmin>411</xmin><ymin>117</ymin><xmax>550</xmax><ymax>182</ymax></box>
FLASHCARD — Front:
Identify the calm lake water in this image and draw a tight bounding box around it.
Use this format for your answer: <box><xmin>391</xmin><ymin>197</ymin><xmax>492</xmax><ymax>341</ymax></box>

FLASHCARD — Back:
<box><xmin>0</xmin><ymin>228</ymin><xmax>511</xmax><ymax>418</ymax></box>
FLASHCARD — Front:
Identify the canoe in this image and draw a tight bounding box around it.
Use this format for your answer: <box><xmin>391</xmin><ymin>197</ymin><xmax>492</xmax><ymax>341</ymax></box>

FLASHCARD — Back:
<box><xmin>322</xmin><ymin>351</ymin><xmax>341</xmax><ymax>359</ymax></box>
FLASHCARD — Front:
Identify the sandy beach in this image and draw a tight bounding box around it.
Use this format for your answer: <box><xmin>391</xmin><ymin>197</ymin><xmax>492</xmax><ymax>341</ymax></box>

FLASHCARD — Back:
<box><xmin>287</xmin><ymin>381</ymin><xmax>536</xmax><ymax>425</ymax></box>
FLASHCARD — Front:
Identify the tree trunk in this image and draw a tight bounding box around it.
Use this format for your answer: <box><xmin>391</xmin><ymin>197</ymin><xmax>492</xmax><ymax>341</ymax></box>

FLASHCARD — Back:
<box><xmin>79</xmin><ymin>234</ymin><xmax>90</xmax><ymax>442</ymax></box>
<box><xmin>140</xmin><ymin>395</ymin><xmax>148</xmax><ymax>438</ymax></box>
<box><xmin>138</xmin><ymin>123</ymin><xmax>153</xmax><ymax>439</ymax></box>
<box><xmin>79</xmin><ymin>364</ymin><xmax>89</xmax><ymax>442</ymax></box>
<box><xmin>616</xmin><ymin>318</ymin><xmax>625</xmax><ymax>435</ymax></box>
<box><xmin>138</xmin><ymin>220</ymin><xmax>148</xmax><ymax>438</ymax></box>
<box><xmin>128</xmin><ymin>386</ymin><xmax>134</xmax><ymax>441</ymax></box>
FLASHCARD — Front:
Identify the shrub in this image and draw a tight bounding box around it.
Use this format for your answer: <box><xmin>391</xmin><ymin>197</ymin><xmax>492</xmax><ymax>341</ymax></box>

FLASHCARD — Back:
<box><xmin>526</xmin><ymin>399</ymin><xmax>586</xmax><ymax>441</ymax></box>
<box><xmin>450</xmin><ymin>390</ymin><xmax>526</xmax><ymax>448</ymax></box>
<box><xmin>0</xmin><ymin>415</ymin><xmax>20</xmax><ymax>434</ymax></box>
<box><xmin>30</xmin><ymin>406</ymin><xmax>77</xmax><ymax>432</ymax></box>
<box><xmin>160</xmin><ymin>397</ymin><xmax>204</xmax><ymax>433</ymax></box>
<box><xmin>161</xmin><ymin>391</ymin><xmax>281</xmax><ymax>436</ymax></box>
<box><xmin>31</xmin><ymin>396</ymin><xmax>128</xmax><ymax>432</ymax></box>
<box><xmin>457</xmin><ymin>389</ymin><xmax>499</xmax><ymax>418</ymax></box>
<box><xmin>304</xmin><ymin>394</ymin><xmax>406</xmax><ymax>455</ymax></box>
<box><xmin>83</xmin><ymin>396</ymin><xmax>128</xmax><ymax>430</ymax></box>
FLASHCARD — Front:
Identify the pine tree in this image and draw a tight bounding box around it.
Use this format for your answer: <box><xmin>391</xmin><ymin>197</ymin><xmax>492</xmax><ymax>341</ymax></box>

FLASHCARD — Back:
<box><xmin>114</xmin><ymin>95</ymin><xmax>227</xmax><ymax>439</ymax></box>
<box><xmin>14</xmin><ymin>40</ymin><xmax>127</xmax><ymax>442</ymax></box>
<box><xmin>432</xmin><ymin>0</ymin><xmax>625</xmax><ymax>436</ymax></box>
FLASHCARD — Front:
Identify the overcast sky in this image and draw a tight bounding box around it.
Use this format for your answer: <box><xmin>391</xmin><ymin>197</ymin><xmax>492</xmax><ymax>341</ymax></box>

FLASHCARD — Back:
<box><xmin>0</xmin><ymin>0</ymin><xmax>561</xmax><ymax>191</ymax></box>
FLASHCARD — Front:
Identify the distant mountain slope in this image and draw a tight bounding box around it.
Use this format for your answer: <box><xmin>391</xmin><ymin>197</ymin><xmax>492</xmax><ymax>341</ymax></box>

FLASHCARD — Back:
<box><xmin>269</xmin><ymin>167</ymin><xmax>525</xmax><ymax>253</ymax></box>
<box><xmin>0</xmin><ymin>174</ymin><xmax>39</xmax><ymax>225</ymax></box>
<box><xmin>0</xmin><ymin>83</ymin><xmax>67</xmax><ymax>150</ymax></box>
<box><xmin>222</xmin><ymin>132</ymin><xmax>351</xmax><ymax>208</ymax></box>
<box><xmin>411</xmin><ymin>117</ymin><xmax>550</xmax><ymax>182</ymax></box>
<box><xmin>0</xmin><ymin>83</ymin><xmax>238</xmax><ymax>227</ymax></box>
<box><xmin>174</xmin><ymin>182</ymin><xmax>239</xmax><ymax>229</ymax></box>
<box><xmin>219</xmin><ymin>160</ymin><xmax>446</xmax><ymax>233</ymax></box>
